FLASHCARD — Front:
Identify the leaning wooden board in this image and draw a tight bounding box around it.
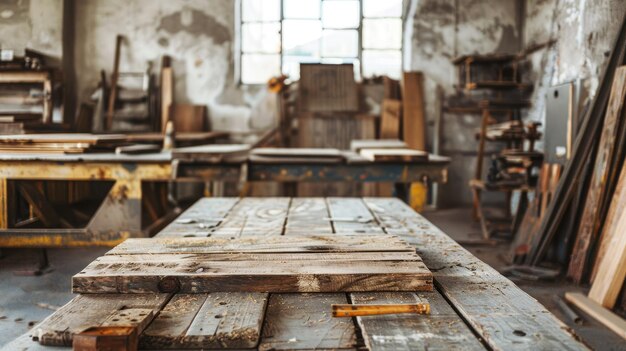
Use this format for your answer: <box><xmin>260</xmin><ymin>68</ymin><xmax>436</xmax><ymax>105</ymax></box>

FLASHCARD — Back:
<box><xmin>15</xmin><ymin>198</ymin><xmax>587</xmax><ymax>350</ymax></box>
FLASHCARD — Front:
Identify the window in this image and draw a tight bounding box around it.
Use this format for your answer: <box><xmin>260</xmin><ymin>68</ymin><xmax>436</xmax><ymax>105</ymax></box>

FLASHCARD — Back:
<box><xmin>239</xmin><ymin>0</ymin><xmax>403</xmax><ymax>84</ymax></box>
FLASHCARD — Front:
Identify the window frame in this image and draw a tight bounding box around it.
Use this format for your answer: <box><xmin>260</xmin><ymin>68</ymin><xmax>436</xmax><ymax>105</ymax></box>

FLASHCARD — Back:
<box><xmin>236</xmin><ymin>0</ymin><xmax>405</xmax><ymax>86</ymax></box>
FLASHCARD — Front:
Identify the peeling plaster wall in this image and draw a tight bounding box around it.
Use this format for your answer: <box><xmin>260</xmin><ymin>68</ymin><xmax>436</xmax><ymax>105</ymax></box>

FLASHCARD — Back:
<box><xmin>524</xmin><ymin>0</ymin><xmax>626</xmax><ymax>128</ymax></box>
<box><xmin>407</xmin><ymin>0</ymin><xmax>522</xmax><ymax>207</ymax></box>
<box><xmin>0</xmin><ymin>0</ymin><xmax>63</xmax><ymax>58</ymax></box>
<box><xmin>74</xmin><ymin>0</ymin><xmax>276</xmax><ymax>134</ymax></box>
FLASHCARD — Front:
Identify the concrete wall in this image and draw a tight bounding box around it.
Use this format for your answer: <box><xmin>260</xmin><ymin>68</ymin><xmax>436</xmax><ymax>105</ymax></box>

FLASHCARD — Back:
<box><xmin>73</xmin><ymin>0</ymin><xmax>276</xmax><ymax>134</ymax></box>
<box><xmin>524</xmin><ymin>0</ymin><xmax>626</xmax><ymax>127</ymax></box>
<box><xmin>0</xmin><ymin>0</ymin><xmax>63</xmax><ymax>59</ymax></box>
<box><xmin>406</xmin><ymin>0</ymin><xmax>523</xmax><ymax>207</ymax></box>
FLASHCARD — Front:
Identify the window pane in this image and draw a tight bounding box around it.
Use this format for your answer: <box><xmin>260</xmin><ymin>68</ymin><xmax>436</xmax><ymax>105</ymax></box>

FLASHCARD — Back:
<box><xmin>322</xmin><ymin>0</ymin><xmax>359</xmax><ymax>29</ymax></box>
<box><xmin>321</xmin><ymin>30</ymin><xmax>358</xmax><ymax>58</ymax></box>
<box><xmin>363</xmin><ymin>18</ymin><xmax>402</xmax><ymax>49</ymax></box>
<box><xmin>284</xmin><ymin>0</ymin><xmax>320</xmax><ymax>19</ymax></box>
<box><xmin>242</xmin><ymin>23</ymin><xmax>280</xmax><ymax>53</ymax></box>
<box><xmin>283</xmin><ymin>20</ymin><xmax>322</xmax><ymax>56</ymax></box>
<box><xmin>363</xmin><ymin>0</ymin><xmax>402</xmax><ymax>18</ymax></box>
<box><xmin>283</xmin><ymin>55</ymin><xmax>320</xmax><ymax>80</ymax></box>
<box><xmin>242</xmin><ymin>54</ymin><xmax>280</xmax><ymax>84</ymax></box>
<box><xmin>362</xmin><ymin>50</ymin><xmax>401</xmax><ymax>79</ymax></box>
<box><xmin>242</xmin><ymin>0</ymin><xmax>280</xmax><ymax>22</ymax></box>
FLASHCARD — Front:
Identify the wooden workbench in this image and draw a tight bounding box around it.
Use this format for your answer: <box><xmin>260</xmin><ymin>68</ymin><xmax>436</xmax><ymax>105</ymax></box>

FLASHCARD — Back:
<box><xmin>0</xmin><ymin>152</ymin><xmax>449</xmax><ymax>248</ymax></box>
<box><xmin>5</xmin><ymin>197</ymin><xmax>587</xmax><ymax>350</ymax></box>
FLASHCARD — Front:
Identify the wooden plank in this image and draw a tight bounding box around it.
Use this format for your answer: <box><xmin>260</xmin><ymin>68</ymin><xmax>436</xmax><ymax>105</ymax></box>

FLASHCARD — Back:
<box><xmin>108</xmin><ymin>235</ymin><xmax>414</xmax><ymax>255</ymax></box>
<box><xmin>140</xmin><ymin>293</ymin><xmax>267</xmax><ymax>349</ymax></box>
<box><xmin>362</xmin><ymin>198</ymin><xmax>588</xmax><ymax>351</ymax></box>
<box><xmin>327</xmin><ymin>197</ymin><xmax>384</xmax><ymax>234</ymax></box>
<box><xmin>359</xmin><ymin>148</ymin><xmax>428</xmax><ymax>162</ymax></box>
<box><xmin>350</xmin><ymin>139</ymin><xmax>407</xmax><ymax>152</ymax></box>
<box><xmin>171</xmin><ymin>104</ymin><xmax>207</xmax><ymax>132</ymax></box>
<box><xmin>72</xmin><ymin>255</ymin><xmax>432</xmax><ymax>294</ymax></box>
<box><xmin>565</xmin><ymin>292</ymin><xmax>626</xmax><ymax>340</ymax></box>
<box><xmin>568</xmin><ymin>66</ymin><xmax>626</xmax><ymax>283</ymax></box>
<box><xmin>33</xmin><ymin>294</ymin><xmax>170</xmax><ymax>346</ymax></box>
<box><xmin>259</xmin><ymin>293</ymin><xmax>357</xmax><ymax>350</ymax></box>
<box><xmin>591</xmin><ymin>162</ymin><xmax>626</xmax><ymax>284</ymax></box>
<box><xmin>285</xmin><ymin>197</ymin><xmax>333</xmax><ymax>234</ymax></box>
<box><xmin>402</xmin><ymin>72</ymin><xmax>426</xmax><ymax>151</ymax></box>
<box><xmin>214</xmin><ymin>197</ymin><xmax>290</xmax><ymax>236</ymax></box>
<box><xmin>156</xmin><ymin>197</ymin><xmax>240</xmax><ymax>238</ymax></box>
<box><xmin>298</xmin><ymin>63</ymin><xmax>358</xmax><ymax>113</ymax></box>
<box><xmin>161</xmin><ymin>67</ymin><xmax>174</xmax><ymax>132</ymax></box>
<box><xmin>380</xmin><ymin>99</ymin><xmax>402</xmax><ymax>139</ymax></box>
<box><xmin>351</xmin><ymin>292</ymin><xmax>484</xmax><ymax>350</ymax></box>
<box><xmin>106</xmin><ymin>35</ymin><xmax>123</xmax><ymax>131</ymax></box>
<box><xmin>171</xmin><ymin>144</ymin><xmax>250</xmax><ymax>163</ymax></box>
<box><xmin>588</xmin><ymin>167</ymin><xmax>626</xmax><ymax>308</ymax></box>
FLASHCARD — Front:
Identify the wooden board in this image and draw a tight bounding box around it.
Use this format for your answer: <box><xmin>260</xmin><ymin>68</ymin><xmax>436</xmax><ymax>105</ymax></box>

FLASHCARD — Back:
<box><xmin>565</xmin><ymin>292</ymin><xmax>626</xmax><ymax>340</ymax></box>
<box><xmin>161</xmin><ymin>67</ymin><xmax>174</xmax><ymax>132</ymax></box>
<box><xmin>352</xmin><ymin>292</ymin><xmax>484</xmax><ymax>350</ymax></box>
<box><xmin>140</xmin><ymin>292</ymin><xmax>268</xmax><ymax>349</ymax></box>
<box><xmin>285</xmin><ymin>197</ymin><xmax>333</xmax><ymax>234</ymax></box>
<box><xmin>402</xmin><ymin>72</ymin><xmax>426</xmax><ymax>151</ymax></box>
<box><xmin>359</xmin><ymin>148</ymin><xmax>428</xmax><ymax>162</ymax></box>
<box><xmin>591</xmin><ymin>162</ymin><xmax>626</xmax><ymax>284</ymax></box>
<box><xmin>588</xmin><ymin>166</ymin><xmax>626</xmax><ymax>308</ymax></box>
<box><xmin>327</xmin><ymin>197</ymin><xmax>384</xmax><ymax>234</ymax></box>
<box><xmin>362</xmin><ymin>198</ymin><xmax>588</xmax><ymax>351</ymax></box>
<box><xmin>250</xmin><ymin>147</ymin><xmax>344</xmax><ymax>164</ymax></box>
<box><xmin>380</xmin><ymin>99</ymin><xmax>402</xmax><ymax>139</ymax></box>
<box><xmin>33</xmin><ymin>294</ymin><xmax>170</xmax><ymax>346</ymax></box>
<box><xmin>568</xmin><ymin>66</ymin><xmax>626</xmax><ymax>283</ymax></box>
<box><xmin>259</xmin><ymin>293</ymin><xmax>356</xmax><ymax>350</ymax></box>
<box><xmin>171</xmin><ymin>104</ymin><xmax>207</xmax><ymax>132</ymax></box>
<box><xmin>350</xmin><ymin>139</ymin><xmax>407</xmax><ymax>152</ymax></box>
<box><xmin>298</xmin><ymin>64</ymin><xmax>358</xmax><ymax>113</ymax></box>
<box><xmin>213</xmin><ymin>197</ymin><xmax>291</xmax><ymax>236</ymax></box>
<box><xmin>73</xmin><ymin>234</ymin><xmax>432</xmax><ymax>294</ymax></box>
<box><xmin>171</xmin><ymin>144</ymin><xmax>250</xmax><ymax>162</ymax></box>
<box><xmin>156</xmin><ymin>197</ymin><xmax>240</xmax><ymax>238</ymax></box>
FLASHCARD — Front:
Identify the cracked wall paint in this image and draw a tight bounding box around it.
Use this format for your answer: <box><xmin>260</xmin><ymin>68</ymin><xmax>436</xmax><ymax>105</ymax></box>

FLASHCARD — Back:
<box><xmin>0</xmin><ymin>0</ymin><xmax>62</xmax><ymax>58</ymax></box>
<box><xmin>524</xmin><ymin>0</ymin><xmax>626</xmax><ymax>138</ymax></box>
<box><xmin>407</xmin><ymin>0</ymin><xmax>521</xmax><ymax>207</ymax></box>
<box><xmin>74</xmin><ymin>0</ymin><xmax>276</xmax><ymax>134</ymax></box>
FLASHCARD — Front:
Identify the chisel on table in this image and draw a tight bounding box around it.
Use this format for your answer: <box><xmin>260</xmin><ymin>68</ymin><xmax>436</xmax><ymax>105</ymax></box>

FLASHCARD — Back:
<box><xmin>332</xmin><ymin>303</ymin><xmax>430</xmax><ymax>317</ymax></box>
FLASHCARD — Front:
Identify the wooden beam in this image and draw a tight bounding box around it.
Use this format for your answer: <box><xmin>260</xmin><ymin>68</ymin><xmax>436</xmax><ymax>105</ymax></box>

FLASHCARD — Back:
<box><xmin>401</xmin><ymin>72</ymin><xmax>426</xmax><ymax>151</ymax></box>
<box><xmin>106</xmin><ymin>35</ymin><xmax>123</xmax><ymax>131</ymax></box>
<box><xmin>565</xmin><ymin>292</ymin><xmax>626</xmax><ymax>340</ymax></box>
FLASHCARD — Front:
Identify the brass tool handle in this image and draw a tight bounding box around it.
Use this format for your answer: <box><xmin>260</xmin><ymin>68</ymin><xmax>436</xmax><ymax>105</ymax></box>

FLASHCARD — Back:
<box><xmin>332</xmin><ymin>303</ymin><xmax>431</xmax><ymax>317</ymax></box>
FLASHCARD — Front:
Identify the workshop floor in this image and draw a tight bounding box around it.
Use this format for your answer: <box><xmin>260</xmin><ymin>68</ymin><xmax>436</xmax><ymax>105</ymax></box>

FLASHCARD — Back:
<box><xmin>0</xmin><ymin>209</ymin><xmax>623</xmax><ymax>349</ymax></box>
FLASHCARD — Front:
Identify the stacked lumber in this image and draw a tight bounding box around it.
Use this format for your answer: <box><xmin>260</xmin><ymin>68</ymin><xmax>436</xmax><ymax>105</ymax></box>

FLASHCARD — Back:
<box><xmin>72</xmin><ymin>235</ymin><xmax>433</xmax><ymax>294</ymax></box>
<box><xmin>0</xmin><ymin>133</ymin><xmax>128</xmax><ymax>153</ymax></box>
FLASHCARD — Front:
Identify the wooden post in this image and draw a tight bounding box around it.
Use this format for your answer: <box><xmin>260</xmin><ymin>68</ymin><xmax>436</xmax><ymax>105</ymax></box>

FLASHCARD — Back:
<box><xmin>106</xmin><ymin>35</ymin><xmax>123</xmax><ymax>131</ymax></box>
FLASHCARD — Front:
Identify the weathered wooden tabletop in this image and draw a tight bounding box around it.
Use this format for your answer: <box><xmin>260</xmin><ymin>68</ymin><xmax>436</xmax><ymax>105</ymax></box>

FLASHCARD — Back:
<box><xmin>4</xmin><ymin>197</ymin><xmax>588</xmax><ymax>350</ymax></box>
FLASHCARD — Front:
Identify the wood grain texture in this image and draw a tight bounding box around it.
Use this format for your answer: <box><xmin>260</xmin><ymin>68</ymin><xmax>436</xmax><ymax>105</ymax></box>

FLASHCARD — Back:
<box><xmin>33</xmin><ymin>294</ymin><xmax>170</xmax><ymax>346</ymax></box>
<box><xmin>588</xmin><ymin>168</ymin><xmax>626</xmax><ymax>308</ymax></box>
<box><xmin>298</xmin><ymin>64</ymin><xmax>358</xmax><ymax>113</ymax></box>
<box><xmin>73</xmin><ymin>251</ymin><xmax>432</xmax><ymax>294</ymax></box>
<box><xmin>381</xmin><ymin>99</ymin><xmax>402</xmax><ymax>139</ymax></box>
<box><xmin>109</xmin><ymin>235</ymin><xmax>413</xmax><ymax>255</ymax></box>
<box><xmin>259</xmin><ymin>293</ymin><xmax>357</xmax><ymax>350</ymax></box>
<box><xmin>362</xmin><ymin>197</ymin><xmax>588</xmax><ymax>351</ymax></box>
<box><xmin>568</xmin><ymin>67</ymin><xmax>626</xmax><ymax>283</ymax></box>
<box><xmin>351</xmin><ymin>292</ymin><xmax>484</xmax><ymax>350</ymax></box>
<box><xmin>565</xmin><ymin>292</ymin><xmax>626</xmax><ymax>340</ymax></box>
<box><xmin>156</xmin><ymin>197</ymin><xmax>240</xmax><ymax>238</ymax></box>
<box><xmin>214</xmin><ymin>197</ymin><xmax>290</xmax><ymax>236</ymax></box>
<box><xmin>327</xmin><ymin>197</ymin><xmax>384</xmax><ymax>234</ymax></box>
<box><xmin>140</xmin><ymin>293</ymin><xmax>267</xmax><ymax>349</ymax></box>
<box><xmin>285</xmin><ymin>197</ymin><xmax>333</xmax><ymax>234</ymax></box>
<box><xmin>402</xmin><ymin>72</ymin><xmax>426</xmax><ymax>151</ymax></box>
